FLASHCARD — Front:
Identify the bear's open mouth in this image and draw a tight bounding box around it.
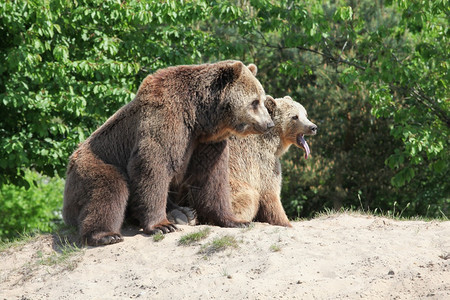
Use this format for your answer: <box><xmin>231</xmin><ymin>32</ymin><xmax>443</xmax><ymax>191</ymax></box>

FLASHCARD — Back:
<box><xmin>296</xmin><ymin>134</ymin><xmax>311</xmax><ymax>159</ymax></box>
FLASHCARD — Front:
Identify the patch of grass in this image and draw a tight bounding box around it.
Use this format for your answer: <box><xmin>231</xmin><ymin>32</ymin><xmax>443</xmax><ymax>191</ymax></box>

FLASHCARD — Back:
<box><xmin>0</xmin><ymin>231</ymin><xmax>39</xmax><ymax>253</ymax></box>
<box><xmin>1</xmin><ymin>226</ymin><xmax>84</xmax><ymax>287</ymax></box>
<box><xmin>153</xmin><ymin>232</ymin><xmax>165</xmax><ymax>242</ymax></box>
<box><xmin>269</xmin><ymin>244</ymin><xmax>282</xmax><ymax>252</ymax></box>
<box><xmin>2</xmin><ymin>232</ymin><xmax>83</xmax><ymax>286</ymax></box>
<box><xmin>314</xmin><ymin>206</ymin><xmax>449</xmax><ymax>222</ymax></box>
<box><xmin>0</xmin><ymin>220</ymin><xmax>79</xmax><ymax>254</ymax></box>
<box><xmin>37</xmin><ymin>236</ymin><xmax>82</xmax><ymax>271</ymax></box>
<box><xmin>178</xmin><ymin>227</ymin><xmax>211</xmax><ymax>246</ymax></box>
<box><xmin>199</xmin><ymin>235</ymin><xmax>239</xmax><ymax>256</ymax></box>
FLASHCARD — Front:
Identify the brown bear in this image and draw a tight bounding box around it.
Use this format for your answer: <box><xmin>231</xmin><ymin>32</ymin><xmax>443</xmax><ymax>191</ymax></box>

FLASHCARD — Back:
<box><xmin>228</xmin><ymin>95</ymin><xmax>317</xmax><ymax>226</ymax></box>
<box><xmin>168</xmin><ymin>95</ymin><xmax>317</xmax><ymax>227</ymax></box>
<box><xmin>62</xmin><ymin>61</ymin><xmax>274</xmax><ymax>246</ymax></box>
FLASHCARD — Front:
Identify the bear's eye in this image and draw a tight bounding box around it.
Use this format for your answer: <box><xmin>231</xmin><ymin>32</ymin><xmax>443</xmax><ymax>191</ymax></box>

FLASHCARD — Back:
<box><xmin>292</xmin><ymin>115</ymin><xmax>298</xmax><ymax>120</ymax></box>
<box><xmin>251</xmin><ymin>100</ymin><xmax>260</xmax><ymax>107</ymax></box>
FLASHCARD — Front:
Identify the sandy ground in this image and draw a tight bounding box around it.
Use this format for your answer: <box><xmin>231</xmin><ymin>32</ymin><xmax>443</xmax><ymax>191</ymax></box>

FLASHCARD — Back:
<box><xmin>1</xmin><ymin>212</ymin><xmax>449</xmax><ymax>300</ymax></box>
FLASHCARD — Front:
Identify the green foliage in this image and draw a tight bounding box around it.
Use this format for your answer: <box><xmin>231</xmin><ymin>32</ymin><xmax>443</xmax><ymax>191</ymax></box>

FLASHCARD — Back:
<box><xmin>0</xmin><ymin>170</ymin><xmax>64</xmax><ymax>240</ymax></box>
<box><xmin>0</xmin><ymin>0</ymin><xmax>222</xmax><ymax>186</ymax></box>
<box><xmin>1</xmin><ymin>0</ymin><xmax>448</xmax><ymax>222</ymax></box>
<box><xmin>211</xmin><ymin>0</ymin><xmax>449</xmax><ymax>218</ymax></box>
<box><xmin>353</xmin><ymin>0</ymin><xmax>449</xmax><ymax>190</ymax></box>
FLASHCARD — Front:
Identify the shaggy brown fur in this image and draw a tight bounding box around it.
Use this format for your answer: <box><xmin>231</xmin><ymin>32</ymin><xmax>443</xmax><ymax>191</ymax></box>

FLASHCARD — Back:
<box><xmin>63</xmin><ymin>61</ymin><xmax>273</xmax><ymax>246</ymax></box>
<box><xmin>168</xmin><ymin>96</ymin><xmax>317</xmax><ymax>227</ymax></box>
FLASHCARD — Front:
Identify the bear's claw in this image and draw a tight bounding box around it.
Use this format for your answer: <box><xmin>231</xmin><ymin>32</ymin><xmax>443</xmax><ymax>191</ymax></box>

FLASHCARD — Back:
<box><xmin>221</xmin><ymin>220</ymin><xmax>251</xmax><ymax>228</ymax></box>
<box><xmin>145</xmin><ymin>223</ymin><xmax>179</xmax><ymax>235</ymax></box>
<box><xmin>98</xmin><ymin>234</ymin><xmax>123</xmax><ymax>245</ymax></box>
<box><xmin>85</xmin><ymin>232</ymin><xmax>124</xmax><ymax>246</ymax></box>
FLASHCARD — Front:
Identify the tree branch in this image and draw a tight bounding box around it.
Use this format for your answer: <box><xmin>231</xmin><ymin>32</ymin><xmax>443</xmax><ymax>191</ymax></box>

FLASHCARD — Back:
<box><xmin>241</xmin><ymin>31</ymin><xmax>367</xmax><ymax>71</ymax></box>
<box><xmin>410</xmin><ymin>88</ymin><xmax>450</xmax><ymax>128</ymax></box>
<box><xmin>296</xmin><ymin>46</ymin><xmax>366</xmax><ymax>70</ymax></box>
<box><xmin>247</xmin><ymin>30</ymin><xmax>449</xmax><ymax>128</ymax></box>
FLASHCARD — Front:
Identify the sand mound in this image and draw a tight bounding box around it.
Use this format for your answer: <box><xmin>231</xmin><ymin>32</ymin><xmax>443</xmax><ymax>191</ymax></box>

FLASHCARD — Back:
<box><xmin>1</xmin><ymin>213</ymin><xmax>449</xmax><ymax>299</ymax></box>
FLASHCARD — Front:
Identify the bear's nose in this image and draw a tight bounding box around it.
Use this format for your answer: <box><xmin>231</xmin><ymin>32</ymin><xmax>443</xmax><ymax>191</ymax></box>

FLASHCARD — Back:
<box><xmin>267</xmin><ymin>121</ymin><xmax>275</xmax><ymax>129</ymax></box>
<box><xmin>310</xmin><ymin>125</ymin><xmax>318</xmax><ymax>133</ymax></box>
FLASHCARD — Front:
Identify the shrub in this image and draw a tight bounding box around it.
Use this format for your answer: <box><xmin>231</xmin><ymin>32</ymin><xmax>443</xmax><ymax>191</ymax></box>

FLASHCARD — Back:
<box><xmin>0</xmin><ymin>170</ymin><xmax>64</xmax><ymax>240</ymax></box>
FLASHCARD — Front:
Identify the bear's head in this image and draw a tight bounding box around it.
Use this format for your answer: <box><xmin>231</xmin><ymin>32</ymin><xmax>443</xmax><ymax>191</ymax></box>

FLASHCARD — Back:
<box><xmin>265</xmin><ymin>95</ymin><xmax>317</xmax><ymax>159</ymax></box>
<box><xmin>215</xmin><ymin>61</ymin><xmax>274</xmax><ymax>138</ymax></box>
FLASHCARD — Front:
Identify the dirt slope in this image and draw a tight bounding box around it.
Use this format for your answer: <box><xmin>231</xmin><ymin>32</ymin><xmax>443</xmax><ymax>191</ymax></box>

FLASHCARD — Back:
<box><xmin>1</xmin><ymin>213</ymin><xmax>449</xmax><ymax>299</ymax></box>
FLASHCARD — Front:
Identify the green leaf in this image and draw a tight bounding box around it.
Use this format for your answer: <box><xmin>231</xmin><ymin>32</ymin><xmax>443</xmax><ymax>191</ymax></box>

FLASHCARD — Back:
<box><xmin>334</xmin><ymin>6</ymin><xmax>353</xmax><ymax>21</ymax></box>
<box><xmin>53</xmin><ymin>45</ymin><xmax>69</xmax><ymax>62</ymax></box>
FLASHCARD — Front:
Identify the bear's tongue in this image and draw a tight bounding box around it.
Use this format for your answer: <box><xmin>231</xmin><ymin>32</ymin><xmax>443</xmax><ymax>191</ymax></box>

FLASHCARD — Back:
<box><xmin>297</xmin><ymin>134</ymin><xmax>310</xmax><ymax>159</ymax></box>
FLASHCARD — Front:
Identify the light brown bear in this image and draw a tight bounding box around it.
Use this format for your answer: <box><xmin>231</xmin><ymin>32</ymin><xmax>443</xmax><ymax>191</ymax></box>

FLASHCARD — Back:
<box><xmin>63</xmin><ymin>61</ymin><xmax>274</xmax><ymax>246</ymax></box>
<box><xmin>168</xmin><ymin>95</ymin><xmax>317</xmax><ymax>227</ymax></box>
<box><xmin>228</xmin><ymin>95</ymin><xmax>317</xmax><ymax>226</ymax></box>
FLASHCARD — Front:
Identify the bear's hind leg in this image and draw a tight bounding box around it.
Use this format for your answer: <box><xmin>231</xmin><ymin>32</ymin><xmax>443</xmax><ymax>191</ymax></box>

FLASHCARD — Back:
<box><xmin>256</xmin><ymin>192</ymin><xmax>292</xmax><ymax>227</ymax></box>
<box><xmin>68</xmin><ymin>154</ymin><xmax>129</xmax><ymax>246</ymax></box>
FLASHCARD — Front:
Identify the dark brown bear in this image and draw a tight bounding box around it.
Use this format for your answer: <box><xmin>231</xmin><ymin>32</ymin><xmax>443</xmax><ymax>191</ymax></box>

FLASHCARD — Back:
<box><xmin>63</xmin><ymin>61</ymin><xmax>273</xmax><ymax>246</ymax></box>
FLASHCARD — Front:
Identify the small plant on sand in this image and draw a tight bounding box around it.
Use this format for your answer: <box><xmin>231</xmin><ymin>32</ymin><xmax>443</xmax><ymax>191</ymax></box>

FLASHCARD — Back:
<box><xmin>153</xmin><ymin>232</ymin><xmax>165</xmax><ymax>242</ymax></box>
<box><xmin>199</xmin><ymin>235</ymin><xmax>239</xmax><ymax>256</ymax></box>
<box><xmin>178</xmin><ymin>227</ymin><xmax>211</xmax><ymax>246</ymax></box>
<box><xmin>269</xmin><ymin>244</ymin><xmax>282</xmax><ymax>252</ymax></box>
<box><xmin>221</xmin><ymin>267</ymin><xmax>233</xmax><ymax>279</ymax></box>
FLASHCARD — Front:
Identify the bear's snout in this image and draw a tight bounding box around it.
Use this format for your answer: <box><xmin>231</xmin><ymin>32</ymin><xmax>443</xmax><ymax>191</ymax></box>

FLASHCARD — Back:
<box><xmin>309</xmin><ymin>124</ymin><xmax>318</xmax><ymax>135</ymax></box>
<box><xmin>251</xmin><ymin>119</ymin><xmax>274</xmax><ymax>134</ymax></box>
<box><xmin>260</xmin><ymin>119</ymin><xmax>275</xmax><ymax>132</ymax></box>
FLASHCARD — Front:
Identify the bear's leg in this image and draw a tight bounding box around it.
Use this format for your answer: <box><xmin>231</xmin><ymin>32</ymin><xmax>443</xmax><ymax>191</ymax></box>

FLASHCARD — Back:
<box><xmin>230</xmin><ymin>181</ymin><xmax>260</xmax><ymax>222</ymax></box>
<box><xmin>185</xmin><ymin>141</ymin><xmax>249</xmax><ymax>227</ymax></box>
<box><xmin>256</xmin><ymin>193</ymin><xmax>292</xmax><ymax>227</ymax></box>
<box><xmin>126</xmin><ymin>150</ymin><xmax>178</xmax><ymax>235</ymax></box>
<box><xmin>64</xmin><ymin>153</ymin><xmax>129</xmax><ymax>246</ymax></box>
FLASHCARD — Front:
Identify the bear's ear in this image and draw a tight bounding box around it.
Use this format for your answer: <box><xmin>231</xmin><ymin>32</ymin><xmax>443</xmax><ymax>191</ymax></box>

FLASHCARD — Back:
<box><xmin>264</xmin><ymin>95</ymin><xmax>277</xmax><ymax>116</ymax></box>
<box><xmin>247</xmin><ymin>64</ymin><xmax>258</xmax><ymax>76</ymax></box>
<box><xmin>217</xmin><ymin>61</ymin><xmax>243</xmax><ymax>86</ymax></box>
<box><xmin>230</xmin><ymin>61</ymin><xmax>244</xmax><ymax>78</ymax></box>
<box><xmin>283</xmin><ymin>96</ymin><xmax>293</xmax><ymax>101</ymax></box>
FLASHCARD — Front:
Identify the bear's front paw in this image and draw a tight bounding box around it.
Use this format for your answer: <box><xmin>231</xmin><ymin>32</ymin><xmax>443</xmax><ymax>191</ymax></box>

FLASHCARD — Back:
<box><xmin>235</xmin><ymin>221</ymin><xmax>251</xmax><ymax>228</ymax></box>
<box><xmin>84</xmin><ymin>232</ymin><xmax>124</xmax><ymax>246</ymax></box>
<box><xmin>167</xmin><ymin>207</ymin><xmax>197</xmax><ymax>225</ymax></box>
<box><xmin>144</xmin><ymin>222</ymin><xmax>179</xmax><ymax>235</ymax></box>
<box><xmin>222</xmin><ymin>220</ymin><xmax>251</xmax><ymax>228</ymax></box>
